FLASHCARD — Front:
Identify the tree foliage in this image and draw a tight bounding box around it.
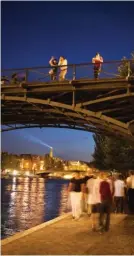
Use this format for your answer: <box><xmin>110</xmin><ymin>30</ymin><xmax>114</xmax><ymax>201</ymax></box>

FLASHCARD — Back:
<box><xmin>92</xmin><ymin>134</ymin><xmax>134</xmax><ymax>171</ymax></box>
<box><xmin>92</xmin><ymin>51</ymin><xmax>134</xmax><ymax>172</ymax></box>
<box><xmin>118</xmin><ymin>52</ymin><xmax>134</xmax><ymax>77</ymax></box>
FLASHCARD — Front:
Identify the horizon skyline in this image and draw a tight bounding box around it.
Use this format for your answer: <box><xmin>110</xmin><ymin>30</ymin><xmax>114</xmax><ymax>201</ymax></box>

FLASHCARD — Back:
<box><xmin>1</xmin><ymin>148</ymin><xmax>92</xmax><ymax>163</ymax></box>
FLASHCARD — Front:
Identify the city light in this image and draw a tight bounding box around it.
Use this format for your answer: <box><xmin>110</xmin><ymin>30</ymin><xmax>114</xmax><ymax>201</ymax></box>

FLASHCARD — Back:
<box><xmin>63</xmin><ymin>174</ymin><xmax>73</xmax><ymax>179</ymax></box>
<box><xmin>12</xmin><ymin>170</ymin><xmax>18</xmax><ymax>176</ymax></box>
<box><xmin>25</xmin><ymin>171</ymin><xmax>30</xmax><ymax>176</ymax></box>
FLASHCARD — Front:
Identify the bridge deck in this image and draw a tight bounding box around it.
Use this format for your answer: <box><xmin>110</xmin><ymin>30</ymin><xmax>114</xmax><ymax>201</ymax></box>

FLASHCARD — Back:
<box><xmin>1</xmin><ymin>77</ymin><xmax>132</xmax><ymax>92</ymax></box>
<box><xmin>2</xmin><ymin>214</ymin><xmax>134</xmax><ymax>255</ymax></box>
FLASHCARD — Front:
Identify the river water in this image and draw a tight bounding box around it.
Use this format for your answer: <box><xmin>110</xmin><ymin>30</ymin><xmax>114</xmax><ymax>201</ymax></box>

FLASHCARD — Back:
<box><xmin>1</xmin><ymin>177</ymin><xmax>70</xmax><ymax>239</ymax></box>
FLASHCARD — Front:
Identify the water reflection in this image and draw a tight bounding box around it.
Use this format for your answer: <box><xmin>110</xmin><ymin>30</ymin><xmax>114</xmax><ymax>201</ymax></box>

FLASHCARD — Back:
<box><xmin>1</xmin><ymin>177</ymin><xmax>69</xmax><ymax>239</ymax></box>
<box><xmin>59</xmin><ymin>184</ymin><xmax>69</xmax><ymax>215</ymax></box>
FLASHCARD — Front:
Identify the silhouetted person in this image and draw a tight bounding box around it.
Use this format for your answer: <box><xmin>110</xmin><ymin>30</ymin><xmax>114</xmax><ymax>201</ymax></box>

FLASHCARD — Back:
<box><xmin>11</xmin><ymin>73</ymin><xmax>26</xmax><ymax>86</ymax></box>
<box><xmin>92</xmin><ymin>53</ymin><xmax>103</xmax><ymax>79</ymax></box>
<box><xmin>126</xmin><ymin>170</ymin><xmax>134</xmax><ymax>214</ymax></box>
<box><xmin>49</xmin><ymin>56</ymin><xmax>58</xmax><ymax>81</ymax></box>
<box><xmin>1</xmin><ymin>76</ymin><xmax>9</xmax><ymax>85</ymax></box>
<box><xmin>11</xmin><ymin>73</ymin><xmax>18</xmax><ymax>84</ymax></box>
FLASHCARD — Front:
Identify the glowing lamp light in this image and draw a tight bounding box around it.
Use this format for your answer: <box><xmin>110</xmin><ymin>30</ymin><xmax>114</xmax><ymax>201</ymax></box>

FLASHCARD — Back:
<box><xmin>13</xmin><ymin>170</ymin><xmax>18</xmax><ymax>176</ymax></box>
<box><xmin>25</xmin><ymin>171</ymin><xmax>30</xmax><ymax>176</ymax></box>
<box><xmin>64</xmin><ymin>174</ymin><xmax>73</xmax><ymax>180</ymax></box>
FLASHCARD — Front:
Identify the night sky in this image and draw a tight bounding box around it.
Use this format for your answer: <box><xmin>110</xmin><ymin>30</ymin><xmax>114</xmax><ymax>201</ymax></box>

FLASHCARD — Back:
<box><xmin>1</xmin><ymin>1</ymin><xmax>134</xmax><ymax>162</ymax></box>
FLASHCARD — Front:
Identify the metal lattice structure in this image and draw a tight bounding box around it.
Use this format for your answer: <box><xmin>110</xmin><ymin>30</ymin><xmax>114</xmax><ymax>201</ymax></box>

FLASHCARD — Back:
<box><xmin>1</xmin><ymin>60</ymin><xmax>134</xmax><ymax>142</ymax></box>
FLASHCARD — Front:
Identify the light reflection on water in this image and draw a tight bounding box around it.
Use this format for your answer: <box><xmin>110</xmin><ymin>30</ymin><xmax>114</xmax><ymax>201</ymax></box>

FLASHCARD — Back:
<box><xmin>1</xmin><ymin>177</ymin><xmax>70</xmax><ymax>239</ymax></box>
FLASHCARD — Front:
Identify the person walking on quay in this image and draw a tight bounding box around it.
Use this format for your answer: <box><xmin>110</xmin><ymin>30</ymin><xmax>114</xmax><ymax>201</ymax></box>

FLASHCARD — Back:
<box><xmin>86</xmin><ymin>174</ymin><xmax>98</xmax><ymax>228</ymax></box>
<box><xmin>49</xmin><ymin>56</ymin><xmax>58</xmax><ymax>80</ymax></box>
<box><xmin>92</xmin><ymin>52</ymin><xmax>103</xmax><ymax>79</ymax></box>
<box><xmin>87</xmin><ymin>172</ymin><xmax>102</xmax><ymax>231</ymax></box>
<box><xmin>107</xmin><ymin>174</ymin><xmax>115</xmax><ymax>196</ymax></box>
<box><xmin>126</xmin><ymin>170</ymin><xmax>134</xmax><ymax>214</ymax></box>
<box><xmin>58</xmin><ymin>56</ymin><xmax>68</xmax><ymax>81</ymax></box>
<box><xmin>68</xmin><ymin>171</ymin><xmax>84</xmax><ymax>220</ymax></box>
<box><xmin>82</xmin><ymin>170</ymin><xmax>94</xmax><ymax>213</ymax></box>
<box><xmin>114</xmin><ymin>174</ymin><xmax>126</xmax><ymax>214</ymax></box>
<box><xmin>99</xmin><ymin>172</ymin><xmax>113</xmax><ymax>232</ymax></box>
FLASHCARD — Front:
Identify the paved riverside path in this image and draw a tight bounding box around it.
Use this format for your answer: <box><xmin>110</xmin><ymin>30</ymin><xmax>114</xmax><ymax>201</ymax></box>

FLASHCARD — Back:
<box><xmin>2</xmin><ymin>214</ymin><xmax>134</xmax><ymax>255</ymax></box>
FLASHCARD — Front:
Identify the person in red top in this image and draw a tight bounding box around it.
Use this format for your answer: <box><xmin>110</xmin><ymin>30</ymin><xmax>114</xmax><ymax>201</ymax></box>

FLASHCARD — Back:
<box><xmin>99</xmin><ymin>172</ymin><xmax>112</xmax><ymax>232</ymax></box>
<box><xmin>92</xmin><ymin>53</ymin><xmax>103</xmax><ymax>79</ymax></box>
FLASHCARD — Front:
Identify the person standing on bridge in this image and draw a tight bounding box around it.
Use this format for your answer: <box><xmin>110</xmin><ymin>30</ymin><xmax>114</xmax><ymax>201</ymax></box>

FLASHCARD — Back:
<box><xmin>49</xmin><ymin>56</ymin><xmax>58</xmax><ymax>81</ymax></box>
<box><xmin>92</xmin><ymin>53</ymin><xmax>103</xmax><ymax>79</ymax></box>
<box><xmin>58</xmin><ymin>56</ymin><xmax>68</xmax><ymax>81</ymax></box>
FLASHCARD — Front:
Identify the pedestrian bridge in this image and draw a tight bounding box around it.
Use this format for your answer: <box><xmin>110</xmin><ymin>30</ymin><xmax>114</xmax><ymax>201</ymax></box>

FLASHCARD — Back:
<box><xmin>1</xmin><ymin>60</ymin><xmax>134</xmax><ymax>142</ymax></box>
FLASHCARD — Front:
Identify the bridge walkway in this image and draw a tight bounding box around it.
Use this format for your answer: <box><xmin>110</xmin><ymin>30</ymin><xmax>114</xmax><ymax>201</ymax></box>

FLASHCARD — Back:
<box><xmin>2</xmin><ymin>213</ymin><xmax>134</xmax><ymax>255</ymax></box>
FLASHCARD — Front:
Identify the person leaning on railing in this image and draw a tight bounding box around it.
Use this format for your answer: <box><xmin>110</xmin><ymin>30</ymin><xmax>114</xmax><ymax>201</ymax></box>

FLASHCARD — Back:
<box><xmin>1</xmin><ymin>76</ymin><xmax>9</xmax><ymax>85</ymax></box>
<box><xmin>92</xmin><ymin>53</ymin><xmax>103</xmax><ymax>79</ymax></box>
<box><xmin>58</xmin><ymin>56</ymin><xmax>68</xmax><ymax>81</ymax></box>
<box><xmin>11</xmin><ymin>73</ymin><xmax>18</xmax><ymax>84</ymax></box>
<box><xmin>11</xmin><ymin>73</ymin><xmax>26</xmax><ymax>87</ymax></box>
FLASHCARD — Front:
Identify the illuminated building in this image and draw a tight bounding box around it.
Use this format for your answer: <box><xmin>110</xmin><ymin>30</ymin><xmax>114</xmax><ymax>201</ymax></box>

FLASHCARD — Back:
<box><xmin>65</xmin><ymin>161</ymin><xmax>89</xmax><ymax>171</ymax></box>
<box><xmin>49</xmin><ymin>147</ymin><xmax>53</xmax><ymax>158</ymax></box>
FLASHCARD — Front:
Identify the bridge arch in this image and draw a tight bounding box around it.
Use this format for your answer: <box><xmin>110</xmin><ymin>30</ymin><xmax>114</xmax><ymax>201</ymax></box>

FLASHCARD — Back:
<box><xmin>1</xmin><ymin>94</ymin><xmax>134</xmax><ymax>143</ymax></box>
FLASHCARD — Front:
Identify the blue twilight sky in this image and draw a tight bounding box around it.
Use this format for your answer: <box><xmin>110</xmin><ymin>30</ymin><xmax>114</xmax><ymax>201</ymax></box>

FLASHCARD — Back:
<box><xmin>1</xmin><ymin>1</ymin><xmax>134</xmax><ymax>162</ymax></box>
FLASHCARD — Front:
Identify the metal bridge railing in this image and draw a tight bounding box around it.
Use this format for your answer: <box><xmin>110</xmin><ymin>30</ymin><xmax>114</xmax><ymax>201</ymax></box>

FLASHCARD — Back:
<box><xmin>1</xmin><ymin>60</ymin><xmax>134</xmax><ymax>85</ymax></box>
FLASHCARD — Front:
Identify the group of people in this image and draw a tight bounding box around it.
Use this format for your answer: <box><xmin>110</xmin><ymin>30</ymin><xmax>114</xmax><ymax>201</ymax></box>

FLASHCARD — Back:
<box><xmin>49</xmin><ymin>53</ymin><xmax>103</xmax><ymax>81</ymax></box>
<box><xmin>68</xmin><ymin>170</ymin><xmax>134</xmax><ymax>233</ymax></box>
<box><xmin>1</xmin><ymin>52</ymin><xmax>103</xmax><ymax>85</ymax></box>
<box><xmin>49</xmin><ymin>56</ymin><xmax>68</xmax><ymax>81</ymax></box>
<box><xmin>1</xmin><ymin>73</ymin><xmax>26</xmax><ymax>86</ymax></box>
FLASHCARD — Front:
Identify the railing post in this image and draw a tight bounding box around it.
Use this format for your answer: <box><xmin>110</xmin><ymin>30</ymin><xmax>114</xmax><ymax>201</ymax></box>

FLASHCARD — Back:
<box><xmin>72</xmin><ymin>90</ymin><xmax>75</xmax><ymax>107</ymax></box>
<box><xmin>73</xmin><ymin>65</ymin><xmax>76</xmax><ymax>80</ymax></box>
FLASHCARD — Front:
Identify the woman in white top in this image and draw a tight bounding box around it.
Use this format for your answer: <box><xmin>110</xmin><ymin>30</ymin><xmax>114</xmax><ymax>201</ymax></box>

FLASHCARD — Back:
<box><xmin>58</xmin><ymin>56</ymin><xmax>68</xmax><ymax>81</ymax></box>
<box><xmin>114</xmin><ymin>174</ymin><xmax>126</xmax><ymax>213</ymax></box>
<box><xmin>86</xmin><ymin>175</ymin><xmax>101</xmax><ymax>231</ymax></box>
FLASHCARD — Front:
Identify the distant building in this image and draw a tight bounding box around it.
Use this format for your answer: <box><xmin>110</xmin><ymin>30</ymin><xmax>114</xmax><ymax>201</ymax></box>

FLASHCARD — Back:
<box><xmin>49</xmin><ymin>148</ymin><xmax>53</xmax><ymax>158</ymax></box>
<box><xmin>20</xmin><ymin>154</ymin><xmax>33</xmax><ymax>173</ymax></box>
<box><xmin>64</xmin><ymin>160</ymin><xmax>89</xmax><ymax>171</ymax></box>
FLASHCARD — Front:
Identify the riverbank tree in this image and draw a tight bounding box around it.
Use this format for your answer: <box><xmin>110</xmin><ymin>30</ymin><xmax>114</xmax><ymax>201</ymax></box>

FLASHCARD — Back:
<box><xmin>92</xmin><ymin>133</ymin><xmax>134</xmax><ymax>172</ymax></box>
<box><xmin>118</xmin><ymin>52</ymin><xmax>134</xmax><ymax>77</ymax></box>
